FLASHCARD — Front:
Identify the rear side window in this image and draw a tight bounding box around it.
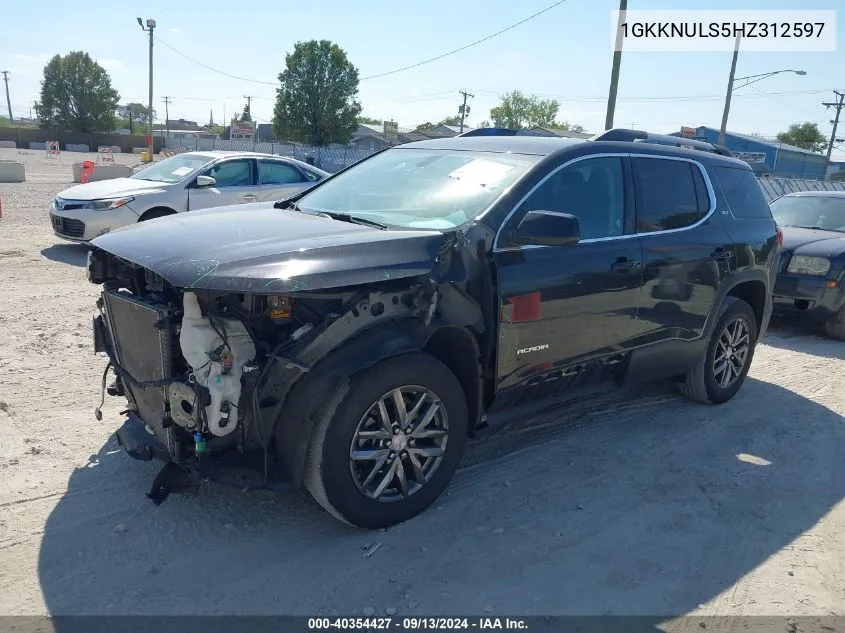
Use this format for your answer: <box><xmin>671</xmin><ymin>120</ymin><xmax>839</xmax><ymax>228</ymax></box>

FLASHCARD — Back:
<box><xmin>259</xmin><ymin>161</ymin><xmax>305</xmax><ymax>185</ymax></box>
<box><xmin>713</xmin><ymin>166</ymin><xmax>773</xmax><ymax>218</ymax></box>
<box><xmin>632</xmin><ymin>158</ymin><xmax>711</xmax><ymax>233</ymax></box>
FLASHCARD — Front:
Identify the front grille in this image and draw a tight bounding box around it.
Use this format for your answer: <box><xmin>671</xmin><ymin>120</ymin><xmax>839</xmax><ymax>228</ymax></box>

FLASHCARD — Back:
<box><xmin>51</xmin><ymin>214</ymin><xmax>85</xmax><ymax>238</ymax></box>
<box><xmin>102</xmin><ymin>290</ymin><xmax>174</xmax><ymax>442</ymax></box>
<box><xmin>55</xmin><ymin>197</ymin><xmax>87</xmax><ymax>211</ymax></box>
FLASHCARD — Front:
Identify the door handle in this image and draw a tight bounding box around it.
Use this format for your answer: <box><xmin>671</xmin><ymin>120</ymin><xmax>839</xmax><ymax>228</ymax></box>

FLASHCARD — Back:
<box><xmin>610</xmin><ymin>258</ymin><xmax>642</xmax><ymax>272</ymax></box>
<box><xmin>711</xmin><ymin>248</ymin><xmax>733</xmax><ymax>260</ymax></box>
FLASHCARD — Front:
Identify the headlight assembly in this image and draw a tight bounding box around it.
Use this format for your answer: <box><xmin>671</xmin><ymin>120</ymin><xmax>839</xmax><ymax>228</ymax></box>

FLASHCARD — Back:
<box><xmin>787</xmin><ymin>255</ymin><xmax>831</xmax><ymax>276</ymax></box>
<box><xmin>87</xmin><ymin>197</ymin><xmax>134</xmax><ymax>211</ymax></box>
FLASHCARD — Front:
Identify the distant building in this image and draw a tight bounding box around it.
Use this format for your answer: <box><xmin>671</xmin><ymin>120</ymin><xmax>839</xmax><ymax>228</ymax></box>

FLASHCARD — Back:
<box><xmin>670</xmin><ymin>125</ymin><xmax>829</xmax><ymax>180</ymax></box>
<box><xmin>520</xmin><ymin>126</ymin><xmax>592</xmax><ymax>140</ymax></box>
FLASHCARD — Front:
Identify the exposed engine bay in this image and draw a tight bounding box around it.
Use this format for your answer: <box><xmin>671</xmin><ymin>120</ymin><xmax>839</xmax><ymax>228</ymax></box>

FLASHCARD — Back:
<box><xmin>88</xmin><ymin>234</ymin><xmax>488</xmax><ymax>504</ymax></box>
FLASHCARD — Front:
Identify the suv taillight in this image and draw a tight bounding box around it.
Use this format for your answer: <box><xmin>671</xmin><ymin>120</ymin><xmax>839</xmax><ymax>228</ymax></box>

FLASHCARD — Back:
<box><xmin>776</xmin><ymin>225</ymin><xmax>784</xmax><ymax>249</ymax></box>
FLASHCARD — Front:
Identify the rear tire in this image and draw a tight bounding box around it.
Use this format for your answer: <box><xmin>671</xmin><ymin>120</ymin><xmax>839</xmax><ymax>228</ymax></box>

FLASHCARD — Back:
<box><xmin>824</xmin><ymin>306</ymin><xmax>845</xmax><ymax>341</ymax></box>
<box><xmin>302</xmin><ymin>353</ymin><xmax>468</xmax><ymax>529</ymax></box>
<box><xmin>679</xmin><ymin>297</ymin><xmax>758</xmax><ymax>404</ymax></box>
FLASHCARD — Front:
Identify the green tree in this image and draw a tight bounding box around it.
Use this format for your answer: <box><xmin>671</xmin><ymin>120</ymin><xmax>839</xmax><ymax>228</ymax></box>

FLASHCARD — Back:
<box><xmin>39</xmin><ymin>51</ymin><xmax>119</xmax><ymax>133</ymax></box>
<box><xmin>416</xmin><ymin>122</ymin><xmax>436</xmax><ymax>131</ymax></box>
<box><xmin>776</xmin><ymin>122</ymin><xmax>827</xmax><ymax>153</ymax></box>
<box><xmin>489</xmin><ymin>90</ymin><xmax>564</xmax><ymax>129</ymax></box>
<box><xmin>273</xmin><ymin>39</ymin><xmax>362</xmax><ymax>146</ymax></box>
<box><xmin>240</xmin><ymin>101</ymin><xmax>252</xmax><ymax>122</ymax></box>
<box><xmin>477</xmin><ymin>120</ymin><xmax>491</xmax><ymax>128</ymax></box>
<box><xmin>117</xmin><ymin>103</ymin><xmax>152</xmax><ymax>134</ymax></box>
<box><xmin>440</xmin><ymin>115</ymin><xmax>462</xmax><ymax>126</ymax></box>
<box><xmin>357</xmin><ymin>116</ymin><xmax>382</xmax><ymax>125</ymax></box>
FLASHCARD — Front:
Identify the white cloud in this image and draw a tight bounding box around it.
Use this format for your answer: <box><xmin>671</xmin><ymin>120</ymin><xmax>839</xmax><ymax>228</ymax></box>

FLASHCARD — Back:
<box><xmin>98</xmin><ymin>59</ymin><xmax>123</xmax><ymax>70</ymax></box>
<box><xmin>12</xmin><ymin>53</ymin><xmax>51</xmax><ymax>63</ymax></box>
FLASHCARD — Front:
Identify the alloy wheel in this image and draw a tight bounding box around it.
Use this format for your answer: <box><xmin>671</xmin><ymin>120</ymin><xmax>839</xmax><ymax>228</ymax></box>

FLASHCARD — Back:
<box><xmin>713</xmin><ymin>317</ymin><xmax>750</xmax><ymax>389</ymax></box>
<box><xmin>349</xmin><ymin>386</ymin><xmax>449</xmax><ymax>503</ymax></box>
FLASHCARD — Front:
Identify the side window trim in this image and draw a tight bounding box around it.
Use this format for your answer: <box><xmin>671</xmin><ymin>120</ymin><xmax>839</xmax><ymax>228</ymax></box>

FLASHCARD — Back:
<box><xmin>493</xmin><ymin>152</ymin><xmax>718</xmax><ymax>252</ymax></box>
<box><xmin>494</xmin><ymin>153</ymin><xmax>633</xmax><ymax>250</ymax></box>
<box><xmin>628</xmin><ymin>155</ymin><xmax>717</xmax><ymax>239</ymax></box>
<box><xmin>206</xmin><ymin>158</ymin><xmax>257</xmax><ymax>187</ymax></box>
<box><xmin>259</xmin><ymin>159</ymin><xmax>307</xmax><ymax>185</ymax></box>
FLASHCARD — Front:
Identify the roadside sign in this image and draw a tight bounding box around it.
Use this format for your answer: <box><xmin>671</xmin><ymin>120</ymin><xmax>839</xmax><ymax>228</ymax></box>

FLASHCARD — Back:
<box><xmin>733</xmin><ymin>151</ymin><xmax>767</xmax><ymax>164</ymax></box>
<box><xmin>230</xmin><ymin>121</ymin><xmax>255</xmax><ymax>140</ymax></box>
<box><xmin>680</xmin><ymin>126</ymin><xmax>697</xmax><ymax>138</ymax></box>
<box><xmin>383</xmin><ymin>120</ymin><xmax>398</xmax><ymax>143</ymax></box>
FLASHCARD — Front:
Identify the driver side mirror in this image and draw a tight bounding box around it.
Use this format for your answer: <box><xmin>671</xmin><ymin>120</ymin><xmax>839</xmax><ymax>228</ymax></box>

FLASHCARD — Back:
<box><xmin>194</xmin><ymin>175</ymin><xmax>216</xmax><ymax>188</ymax></box>
<box><xmin>510</xmin><ymin>210</ymin><xmax>581</xmax><ymax>246</ymax></box>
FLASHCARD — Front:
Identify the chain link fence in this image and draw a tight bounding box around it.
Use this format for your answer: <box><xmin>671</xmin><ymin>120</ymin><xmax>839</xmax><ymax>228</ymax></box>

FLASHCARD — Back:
<box><xmin>757</xmin><ymin>177</ymin><xmax>845</xmax><ymax>203</ymax></box>
<box><xmin>166</xmin><ymin>137</ymin><xmax>379</xmax><ymax>173</ymax></box>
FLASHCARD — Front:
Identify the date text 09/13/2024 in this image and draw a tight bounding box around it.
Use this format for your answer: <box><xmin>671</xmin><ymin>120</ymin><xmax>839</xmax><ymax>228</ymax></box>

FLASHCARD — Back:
<box><xmin>307</xmin><ymin>617</ymin><xmax>529</xmax><ymax>630</ymax></box>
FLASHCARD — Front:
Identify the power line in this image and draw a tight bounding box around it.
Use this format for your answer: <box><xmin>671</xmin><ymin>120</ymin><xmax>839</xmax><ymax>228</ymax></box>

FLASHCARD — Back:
<box><xmin>360</xmin><ymin>0</ymin><xmax>569</xmax><ymax>80</ymax></box>
<box><xmin>155</xmin><ymin>1</ymin><xmax>568</xmax><ymax>86</ymax></box>
<box><xmin>155</xmin><ymin>37</ymin><xmax>278</xmax><ymax>85</ymax></box>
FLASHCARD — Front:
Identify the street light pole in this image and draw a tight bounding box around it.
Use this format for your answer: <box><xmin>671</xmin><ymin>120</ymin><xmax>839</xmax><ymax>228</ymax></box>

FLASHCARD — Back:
<box><xmin>719</xmin><ymin>34</ymin><xmax>741</xmax><ymax>146</ymax></box>
<box><xmin>137</xmin><ymin>17</ymin><xmax>156</xmax><ymax>160</ymax></box>
<box><xmin>605</xmin><ymin>0</ymin><xmax>627</xmax><ymax>130</ymax></box>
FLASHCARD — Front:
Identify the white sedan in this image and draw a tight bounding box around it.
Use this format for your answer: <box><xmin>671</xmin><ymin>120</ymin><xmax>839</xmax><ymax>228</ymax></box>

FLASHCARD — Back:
<box><xmin>49</xmin><ymin>151</ymin><xmax>329</xmax><ymax>243</ymax></box>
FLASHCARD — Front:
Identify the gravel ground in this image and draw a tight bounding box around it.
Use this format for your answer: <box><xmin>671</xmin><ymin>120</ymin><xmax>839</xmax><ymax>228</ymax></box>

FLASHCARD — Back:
<box><xmin>0</xmin><ymin>149</ymin><xmax>844</xmax><ymax>619</ymax></box>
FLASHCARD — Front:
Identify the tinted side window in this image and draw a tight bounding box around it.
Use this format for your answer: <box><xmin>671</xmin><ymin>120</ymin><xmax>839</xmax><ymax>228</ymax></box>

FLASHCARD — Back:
<box><xmin>260</xmin><ymin>161</ymin><xmax>305</xmax><ymax>185</ymax></box>
<box><xmin>632</xmin><ymin>158</ymin><xmax>709</xmax><ymax>233</ymax></box>
<box><xmin>517</xmin><ymin>156</ymin><xmax>625</xmax><ymax>240</ymax></box>
<box><xmin>207</xmin><ymin>160</ymin><xmax>253</xmax><ymax>187</ymax></box>
<box><xmin>713</xmin><ymin>166</ymin><xmax>772</xmax><ymax>218</ymax></box>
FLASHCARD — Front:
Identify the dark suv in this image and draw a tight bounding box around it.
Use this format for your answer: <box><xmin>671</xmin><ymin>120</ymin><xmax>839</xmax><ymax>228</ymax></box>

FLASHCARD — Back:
<box><xmin>86</xmin><ymin>129</ymin><xmax>780</xmax><ymax>528</ymax></box>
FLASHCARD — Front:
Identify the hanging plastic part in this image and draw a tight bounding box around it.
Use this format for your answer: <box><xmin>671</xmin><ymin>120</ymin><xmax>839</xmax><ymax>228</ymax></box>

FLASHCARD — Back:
<box><xmin>94</xmin><ymin>361</ymin><xmax>112</xmax><ymax>421</ymax></box>
<box><xmin>219</xmin><ymin>401</ymin><xmax>231</xmax><ymax>428</ymax></box>
<box><xmin>194</xmin><ymin>432</ymin><xmax>207</xmax><ymax>457</ymax></box>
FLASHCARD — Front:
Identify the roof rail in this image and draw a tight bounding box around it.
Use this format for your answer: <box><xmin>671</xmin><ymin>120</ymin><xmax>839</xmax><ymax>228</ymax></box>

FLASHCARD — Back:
<box><xmin>592</xmin><ymin>128</ymin><xmax>733</xmax><ymax>157</ymax></box>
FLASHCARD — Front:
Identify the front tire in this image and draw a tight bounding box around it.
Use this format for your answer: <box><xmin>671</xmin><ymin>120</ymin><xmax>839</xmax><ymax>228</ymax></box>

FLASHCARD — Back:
<box><xmin>824</xmin><ymin>305</ymin><xmax>845</xmax><ymax>341</ymax></box>
<box><xmin>679</xmin><ymin>297</ymin><xmax>758</xmax><ymax>404</ymax></box>
<box><xmin>302</xmin><ymin>353</ymin><xmax>468</xmax><ymax>528</ymax></box>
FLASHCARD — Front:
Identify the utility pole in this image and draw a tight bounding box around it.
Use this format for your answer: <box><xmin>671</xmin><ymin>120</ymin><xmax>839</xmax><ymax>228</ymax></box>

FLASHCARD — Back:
<box><xmin>605</xmin><ymin>0</ymin><xmax>627</xmax><ymax>130</ymax></box>
<box><xmin>137</xmin><ymin>17</ymin><xmax>156</xmax><ymax>158</ymax></box>
<box><xmin>162</xmin><ymin>96</ymin><xmax>171</xmax><ymax>141</ymax></box>
<box><xmin>242</xmin><ymin>95</ymin><xmax>254</xmax><ymax>120</ymax></box>
<box><xmin>719</xmin><ymin>33</ymin><xmax>742</xmax><ymax>145</ymax></box>
<box><xmin>458</xmin><ymin>90</ymin><xmax>474</xmax><ymax>133</ymax></box>
<box><xmin>823</xmin><ymin>90</ymin><xmax>845</xmax><ymax>164</ymax></box>
<box><xmin>1</xmin><ymin>71</ymin><xmax>12</xmax><ymax>122</ymax></box>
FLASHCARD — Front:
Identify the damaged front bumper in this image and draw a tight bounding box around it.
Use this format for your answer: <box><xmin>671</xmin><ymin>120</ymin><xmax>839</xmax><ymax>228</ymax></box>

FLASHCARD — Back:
<box><xmin>114</xmin><ymin>413</ymin><xmax>172</xmax><ymax>462</ymax></box>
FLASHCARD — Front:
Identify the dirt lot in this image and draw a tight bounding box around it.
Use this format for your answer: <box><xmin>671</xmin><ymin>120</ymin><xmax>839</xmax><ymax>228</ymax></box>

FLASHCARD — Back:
<box><xmin>0</xmin><ymin>147</ymin><xmax>843</xmax><ymax>618</ymax></box>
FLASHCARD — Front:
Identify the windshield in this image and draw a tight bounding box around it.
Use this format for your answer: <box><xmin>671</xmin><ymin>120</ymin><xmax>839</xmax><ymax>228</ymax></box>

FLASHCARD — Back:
<box><xmin>296</xmin><ymin>148</ymin><xmax>540</xmax><ymax>230</ymax></box>
<box><xmin>770</xmin><ymin>195</ymin><xmax>845</xmax><ymax>232</ymax></box>
<box><xmin>131</xmin><ymin>153</ymin><xmax>214</xmax><ymax>184</ymax></box>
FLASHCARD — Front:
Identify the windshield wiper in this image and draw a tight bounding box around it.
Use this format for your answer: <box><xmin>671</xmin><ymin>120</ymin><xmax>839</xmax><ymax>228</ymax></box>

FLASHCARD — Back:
<box><xmin>317</xmin><ymin>211</ymin><xmax>387</xmax><ymax>230</ymax></box>
<box><xmin>273</xmin><ymin>198</ymin><xmax>300</xmax><ymax>210</ymax></box>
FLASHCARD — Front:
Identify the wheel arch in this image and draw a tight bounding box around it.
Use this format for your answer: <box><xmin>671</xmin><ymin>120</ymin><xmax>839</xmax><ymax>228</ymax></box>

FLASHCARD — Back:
<box><xmin>705</xmin><ymin>270</ymin><xmax>771</xmax><ymax>340</ymax></box>
<box><xmin>273</xmin><ymin>320</ymin><xmax>482</xmax><ymax>488</ymax></box>
<box><xmin>138</xmin><ymin>206</ymin><xmax>177</xmax><ymax>222</ymax></box>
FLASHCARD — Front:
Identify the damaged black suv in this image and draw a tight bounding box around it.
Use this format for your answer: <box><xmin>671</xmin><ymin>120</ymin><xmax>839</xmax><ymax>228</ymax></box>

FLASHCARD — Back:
<box><xmin>87</xmin><ymin>129</ymin><xmax>779</xmax><ymax>528</ymax></box>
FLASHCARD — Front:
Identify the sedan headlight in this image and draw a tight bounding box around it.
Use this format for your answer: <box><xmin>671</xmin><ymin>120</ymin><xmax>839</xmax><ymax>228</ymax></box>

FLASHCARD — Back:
<box><xmin>787</xmin><ymin>255</ymin><xmax>831</xmax><ymax>276</ymax></box>
<box><xmin>87</xmin><ymin>197</ymin><xmax>134</xmax><ymax>211</ymax></box>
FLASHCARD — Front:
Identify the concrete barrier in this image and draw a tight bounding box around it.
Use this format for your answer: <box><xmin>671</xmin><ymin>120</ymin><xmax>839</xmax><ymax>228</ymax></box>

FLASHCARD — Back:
<box><xmin>29</xmin><ymin>141</ymin><xmax>47</xmax><ymax>150</ymax></box>
<box><xmin>72</xmin><ymin>163</ymin><xmax>132</xmax><ymax>183</ymax></box>
<box><xmin>111</xmin><ymin>145</ymin><xmax>122</xmax><ymax>153</ymax></box>
<box><xmin>0</xmin><ymin>160</ymin><xmax>25</xmax><ymax>183</ymax></box>
<box><xmin>132</xmin><ymin>147</ymin><xmax>146</xmax><ymax>154</ymax></box>
<box><xmin>66</xmin><ymin>143</ymin><xmax>90</xmax><ymax>153</ymax></box>
<box><xmin>0</xmin><ymin>141</ymin><xmax>16</xmax><ymax>149</ymax></box>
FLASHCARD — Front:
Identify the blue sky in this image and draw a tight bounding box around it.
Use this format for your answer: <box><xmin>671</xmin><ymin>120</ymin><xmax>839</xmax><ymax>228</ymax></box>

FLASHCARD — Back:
<box><xmin>1</xmin><ymin>0</ymin><xmax>843</xmax><ymax>157</ymax></box>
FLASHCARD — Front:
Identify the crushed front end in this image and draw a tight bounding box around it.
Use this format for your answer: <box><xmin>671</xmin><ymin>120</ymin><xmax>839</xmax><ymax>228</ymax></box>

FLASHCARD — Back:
<box><xmin>88</xmin><ymin>248</ymin><xmax>309</xmax><ymax>503</ymax></box>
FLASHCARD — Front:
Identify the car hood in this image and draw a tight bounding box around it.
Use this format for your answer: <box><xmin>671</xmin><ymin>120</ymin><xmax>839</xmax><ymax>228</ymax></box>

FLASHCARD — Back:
<box><xmin>91</xmin><ymin>204</ymin><xmax>446</xmax><ymax>292</ymax></box>
<box><xmin>58</xmin><ymin>178</ymin><xmax>169</xmax><ymax>201</ymax></box>
<box><xmin>781</xmin><ymin>226</ymin><xmax>845</xmax><ymax>259</ymax></box>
